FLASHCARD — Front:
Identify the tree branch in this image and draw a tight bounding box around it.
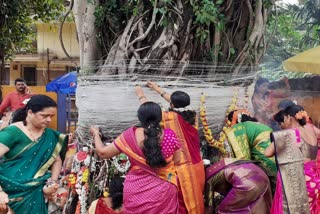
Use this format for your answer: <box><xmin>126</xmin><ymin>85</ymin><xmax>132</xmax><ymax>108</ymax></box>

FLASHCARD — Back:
<box><xmin>128</xmin><ymin>0</ymin><xmax>158</xmax><ymax>47</ymax></box>
<box><xmin>59</xmin><ymin>0</ymin><xmax>77</xmax><ymax>67</ymax></box>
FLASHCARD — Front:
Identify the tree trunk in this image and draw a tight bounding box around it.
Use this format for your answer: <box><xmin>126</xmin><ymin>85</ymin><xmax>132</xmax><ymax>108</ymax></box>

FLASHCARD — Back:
<box><xmin>73</xmin><ymin>0</ymin><xmax>101</xmax><ymax>74</ymax></box>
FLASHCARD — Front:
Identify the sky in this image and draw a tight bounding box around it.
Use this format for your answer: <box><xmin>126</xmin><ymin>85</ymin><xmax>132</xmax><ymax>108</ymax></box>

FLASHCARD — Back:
<box><xmin>282</xmin><ymin>0</ymin><xmax>299</xmax><ymax>4</ymax></box>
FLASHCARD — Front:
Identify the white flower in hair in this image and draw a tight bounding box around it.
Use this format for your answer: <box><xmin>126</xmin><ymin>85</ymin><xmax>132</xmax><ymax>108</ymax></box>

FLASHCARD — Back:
<box><xmin>22</xmin><ymin>98</ymin><xmax>31</xmax><ymax>105</ymax></box>
<box><xmin>172</xmin><ymin>106</ymin><xmax>193</xmax><ymax>112</ymax></box>
<box><xmin>203</xmin><ymin>159</ymin><xmax>211</xmax><ymax>165</ymax></box>
<box><xmin>237</xmin><ymin>113</ymin><xmax>242</xmax><ymax>123</ymax></box>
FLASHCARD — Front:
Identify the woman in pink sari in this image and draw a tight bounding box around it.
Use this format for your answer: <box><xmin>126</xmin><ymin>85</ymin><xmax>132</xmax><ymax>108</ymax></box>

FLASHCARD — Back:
<box><xmin>265</xmin><ymin>105</ymin><xmax>320</xmax><ymax>214</ymax></box>
<box><xmin>90</xmin><ymin>102</ymin><xmax>180</xmax><ymax>213</ymax></box>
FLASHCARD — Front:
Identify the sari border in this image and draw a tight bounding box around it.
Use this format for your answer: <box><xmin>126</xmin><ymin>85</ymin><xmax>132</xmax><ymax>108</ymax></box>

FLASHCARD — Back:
<box><xmin>225</xmin><ymin>126</ymin><xmax>250</xmax><ymax>159</ymax></box>
<box><xmin>5</xmin><ymin>141</ymin><xmax>37</xmax><ymax>161</ymax></box>
<box><xmin>3</xmin><ymin>125</ymin><xmax>39</xmax><ymax>161</ymax></box>
<box><xmin>253</xmin><ymin>131</ymin><xmax>271</xmax><ymax>146</ymax></box>
<box><xmin>33</xmin><ymin>133</ymin><xmax>66</xmax><ymax>178</ymax></box>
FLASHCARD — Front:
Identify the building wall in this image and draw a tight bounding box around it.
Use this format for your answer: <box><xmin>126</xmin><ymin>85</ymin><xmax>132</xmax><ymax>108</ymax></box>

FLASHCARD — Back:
<box><xmin>8</xmin><ymin>22</ymin><xmax>79</xmax><ymax>86</ymax></box>
<box><xmin>37</xmin><ymin>23</ymin><xmax>79</xmax><ymax>58</ymax></box>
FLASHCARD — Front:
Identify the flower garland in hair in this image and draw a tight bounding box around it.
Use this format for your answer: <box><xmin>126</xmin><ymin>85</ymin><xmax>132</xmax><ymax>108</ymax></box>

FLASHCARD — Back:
<box><xmin>295</xmin><ymin>110</ymin><xmax>310</xmax><ymax>121</ymax></box>
<box><xmin>199</xmin><ymin>89</ymin><xmax>238</xmax><ymax>155</ymax></box>
<box><xmin>173</xmin><ymin>106</ymin><xmax>193</xmax><ymax>112</ymax></box>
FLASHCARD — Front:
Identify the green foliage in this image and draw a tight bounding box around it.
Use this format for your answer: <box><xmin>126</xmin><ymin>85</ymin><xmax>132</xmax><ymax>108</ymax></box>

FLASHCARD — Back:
<box><xmin>295</xmin><ymin>0</ymin><xmax>320</xmax><ymax>47</ymax></box>
<box><xmin>192</xmin><ymin>0</ymin><xmax>225</xmax><ymax>43</ymax></box>
<box><xmin>0</xmin><ymin>0</ymin><xmax>65</xmax><ymax>60</ymax></box>
<box><xmin>94</xmin><ymin>0</ymin><xmax>137</xmax><ymax>46</ymax></box>
<box><xmin>266</xmin><ymin>1</ymin><xmax>320</xmax><ymax>62</ymax></box>
<box><xmin>266</xmin><ymin>5</ymin><xmax>304</xmax><ymax>61</ymax></box>
<box><xmin>258</xmin><ymin>65</ymin><xmax>312</xmax><ymax>81</ymax></box>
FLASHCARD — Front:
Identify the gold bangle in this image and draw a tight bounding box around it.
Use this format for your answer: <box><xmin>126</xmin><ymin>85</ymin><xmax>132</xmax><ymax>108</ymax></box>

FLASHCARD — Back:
<box><xmin>160</xmin><ymin>92</ymin><xmax>166</xmax><ymax>97</ymax></box>
<box><xmin>139</xmin><ymin>96</ymin><xmax>146</xmax><ymax>100</ymax></box>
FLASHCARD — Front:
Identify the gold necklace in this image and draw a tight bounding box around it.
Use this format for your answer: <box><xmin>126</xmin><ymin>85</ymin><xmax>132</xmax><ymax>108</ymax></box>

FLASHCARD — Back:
<box><xmin>27</xmin><ymin>128</ymin><xmax>39</xmax><ymax>143</ymax></box>
<box><xmin>25</xmin><ymin>125</ymin><xmax>43</xmax><ymax>143</ymax></box>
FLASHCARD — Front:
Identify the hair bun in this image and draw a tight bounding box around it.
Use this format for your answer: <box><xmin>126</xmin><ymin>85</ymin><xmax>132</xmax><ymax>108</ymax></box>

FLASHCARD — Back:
<box><xmin>295</xmin><ymin>110</ymin><xmax>309</xmax><ymax>121</ymax></box>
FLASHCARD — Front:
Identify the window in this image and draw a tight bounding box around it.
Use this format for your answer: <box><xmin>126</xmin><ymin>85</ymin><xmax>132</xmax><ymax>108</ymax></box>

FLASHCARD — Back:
<box><xmin>22</xmin><ymin>66</ymin><xmax>37</xmax><ymax>86</ymax></box>
<box><xmin>1</xmin><ymin>67</ymin><xmax>10</xmax><ymax>85</ymax></box>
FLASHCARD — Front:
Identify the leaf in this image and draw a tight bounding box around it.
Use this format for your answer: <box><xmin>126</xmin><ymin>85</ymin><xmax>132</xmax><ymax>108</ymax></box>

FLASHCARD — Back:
<box><xmin>216</xmin><ymin>0</ymin><xmax>224</xmax><ymax>5</ymax></box>
<box><xmin>230</xmin><ymin>48</ymin><xmax>235</xmax><ymax>55</ymax></box>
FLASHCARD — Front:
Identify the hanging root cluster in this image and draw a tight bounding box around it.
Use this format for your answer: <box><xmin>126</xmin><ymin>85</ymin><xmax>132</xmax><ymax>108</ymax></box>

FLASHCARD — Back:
<box><xmin>91</xmin><ymin>0</ymin><xmax>275</xmax><ymax>76</ymax></box>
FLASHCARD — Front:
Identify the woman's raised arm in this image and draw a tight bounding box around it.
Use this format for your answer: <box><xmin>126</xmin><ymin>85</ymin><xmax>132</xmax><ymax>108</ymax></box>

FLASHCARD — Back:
<box><xmin>90</xmin><ymin>126</ymin><xmax>121</xmax><ymax>159</ymax></box>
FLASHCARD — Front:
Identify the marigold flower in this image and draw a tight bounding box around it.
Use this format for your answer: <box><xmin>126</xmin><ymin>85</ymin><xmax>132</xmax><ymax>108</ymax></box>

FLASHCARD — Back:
<box><xmin>295</xmin><ymin>110</ymin><xmax>309</xmax><ymax>121</ymax></box>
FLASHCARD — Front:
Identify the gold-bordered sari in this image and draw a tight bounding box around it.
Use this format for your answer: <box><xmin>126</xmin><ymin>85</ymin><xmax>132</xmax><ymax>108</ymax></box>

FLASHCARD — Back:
<box><xmin>0</xmin><ymin>126</ymin><xmax>67</xmax><ymax>214</ymax></box>
<box><xmin>162</xmin><ymin>111</ymin><xmax>205</xmax><ymax>214</ymax></box>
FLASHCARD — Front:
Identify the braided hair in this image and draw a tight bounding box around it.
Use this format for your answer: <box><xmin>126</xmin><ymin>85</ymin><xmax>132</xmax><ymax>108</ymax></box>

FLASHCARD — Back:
<box><xmin>137</xmin><ymin>102</ymin><xmax>167</xmax><ymax>168</ymax></box>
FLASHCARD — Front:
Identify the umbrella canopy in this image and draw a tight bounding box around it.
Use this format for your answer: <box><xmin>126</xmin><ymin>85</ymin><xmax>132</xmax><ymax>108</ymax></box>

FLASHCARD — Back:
<box><xmin>46</xmin><ymin>71</ymin><xmax>77</xmax><ymax>94</ymax></box>
<box><xmin>282</xmin><ymin>45</ymin><xmax>320</xmax><ymax>74</ymax></box>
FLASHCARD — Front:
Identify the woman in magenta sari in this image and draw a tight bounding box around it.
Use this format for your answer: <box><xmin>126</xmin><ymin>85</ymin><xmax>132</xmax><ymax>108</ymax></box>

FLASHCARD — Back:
<box><xmin>265</xmin><ymin>105</ymin><xmax>320</xmax><ymax>214</ymax></box>
<box><xmin>90</xmin><ymin>102</ymin><xmax>180</xmax><ymax>214</ymax></box>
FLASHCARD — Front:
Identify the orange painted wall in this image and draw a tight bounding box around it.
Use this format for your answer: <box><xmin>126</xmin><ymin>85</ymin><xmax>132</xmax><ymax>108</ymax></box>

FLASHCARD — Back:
<box><xmin>270</xmin><ymin>95</ymin><xmax>320</xmax><ymax>128</ymax></box>
<box><xmin>1</xmin><ymin>86</ymin><xmax>58</xmax><ymax>129</ymax></box>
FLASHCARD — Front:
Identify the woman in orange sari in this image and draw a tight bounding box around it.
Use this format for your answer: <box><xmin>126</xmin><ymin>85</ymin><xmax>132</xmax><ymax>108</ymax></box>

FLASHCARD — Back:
<box><xmin>136</xmin><ymin>82</ymin><xmax>205</xmax><ymax>214</ymax></box>
<box><xmin>90</xmin><ymin>102</ymin><xmax>180</xmax><ymax>213</ymax></box>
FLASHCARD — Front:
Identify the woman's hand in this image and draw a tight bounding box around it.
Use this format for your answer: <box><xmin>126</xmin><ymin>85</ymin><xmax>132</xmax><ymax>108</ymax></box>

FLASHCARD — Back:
<box><xmin>146</xmin><ymin>81</ymin><xmax>159</xmax><ymax>91</ymax></box>
<box><xmin>135</xmin><ymin>85</ymin><xmax>148</xmax><ymax>103</ymax></box>
<box><xmin>135</xmin><ymin>85</ymin><xmax>145</xmax><ymax>97</ymax></box>
<box><xmin>43</xmin><ymin>184</ymin><xmax>58</xmax><ymax>201</ymax></box>
<box><xmin>0</xmin><ymin>191</ymin><xmax>8</xmax><ymax>213</ymax></box>
<box><xmin>90</xmin><ymin>126</ymin><xmax>100</xmax><ymax>137</ymax></box>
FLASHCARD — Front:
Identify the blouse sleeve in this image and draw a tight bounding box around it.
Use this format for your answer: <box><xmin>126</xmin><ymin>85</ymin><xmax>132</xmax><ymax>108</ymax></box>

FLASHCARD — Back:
<box><xmin>0</xmin><ymin>126</ymin><xmax>17</xmax><ymax>149</ymax></box>
<box><xmin>164</xmin><ymin>128</ymin><xmax>181</xmax><ymax>152</ymax></box>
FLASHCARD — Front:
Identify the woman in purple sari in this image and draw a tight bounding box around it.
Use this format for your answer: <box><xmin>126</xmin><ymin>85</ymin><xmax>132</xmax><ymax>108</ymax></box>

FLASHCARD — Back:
<box><xmin>90</xmin><ymin>102</ymin><xmax>180</xmax><ymax>213</ymax></box>
<box><xmin>205</xmin><ymin>158</ymin><xmax>272</xmax><ymax>213</ymax></box>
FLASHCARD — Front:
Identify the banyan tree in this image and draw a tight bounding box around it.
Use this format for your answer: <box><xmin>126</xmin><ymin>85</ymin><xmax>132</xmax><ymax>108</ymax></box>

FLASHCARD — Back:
<box><xmin>72</xmin><ymin>0</ymin><xmax>276</xmax><ymax>74</ymax></box>
<box><xmin>63</xmin><ymin>0</ymin><xmax>277</xmax><ymax>212</ymax></box>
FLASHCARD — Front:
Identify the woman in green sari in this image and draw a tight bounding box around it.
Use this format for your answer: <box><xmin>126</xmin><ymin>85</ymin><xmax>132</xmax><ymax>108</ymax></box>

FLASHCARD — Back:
<box><xmin>225</xmin><ymin>110</ymin><xmax>277</xmax><ymax>180</ymax></box>
<box><xmin>0</xmin><ymin>95</ymin><xmax>67</xmax><ymax>214</ymax></box>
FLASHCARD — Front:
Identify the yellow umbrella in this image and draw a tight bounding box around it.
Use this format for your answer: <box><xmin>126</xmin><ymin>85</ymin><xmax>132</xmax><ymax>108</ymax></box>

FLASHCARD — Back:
<box><xmin>282</xmin><ymin>45</ymin><xmax>320</xmax><ymax>74</ymax></box>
